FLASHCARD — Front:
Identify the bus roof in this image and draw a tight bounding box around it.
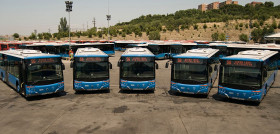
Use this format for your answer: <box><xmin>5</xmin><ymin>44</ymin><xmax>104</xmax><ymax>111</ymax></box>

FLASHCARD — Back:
<box><xmin>174</xmin><ymin>48</ymin><xmax>219</xmax><ymax>59</ymax></box>
<box><xmin>122</xmin><ymin>47</ymin><xmax>154</xmax><ymax>57</ymax></box>
<box><xmin>74</xmin><ymin>47</ymin><xmax>108</xmax><ymax>57</ymax></box>
<box><xmin>72</xmin><ymin>43</ymin><xmax>113</xmax><ymax>46</ymax></box>
<box><xmin>222</xmin><ymin>50</ymin><xmax>278</xmax><ymax>61</ymax></box>
<box><xmin>0</xmin><ymin>49</ymin><xmax>61</xmax><ymax>59</ymax></box>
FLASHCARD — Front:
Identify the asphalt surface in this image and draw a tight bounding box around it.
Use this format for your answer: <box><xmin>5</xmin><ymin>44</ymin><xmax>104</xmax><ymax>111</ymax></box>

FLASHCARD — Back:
<box><xmin>0</xmin><ymin>51</ymin><xmax>280</xmax><ymax>134</ymax></box>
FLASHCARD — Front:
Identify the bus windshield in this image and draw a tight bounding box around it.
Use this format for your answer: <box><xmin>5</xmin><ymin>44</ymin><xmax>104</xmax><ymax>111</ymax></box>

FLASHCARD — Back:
<box><xmin>170</xmin><ymin>45</ymin><xmax>182</xmax><ymax>54</ymax></box>
<box><xmin>27</xmin><ymin>63</ymin><xmax>63</xmax><ymax>85</ymax></box>
<box><xmin>219</xmin><ymin>66</ymin><xmax>261</xmax><ymax>90</ymax></box>
<box><xmin>172</xmin><ymin>63</ymin><xmax>207</xmax><ymax>84</ymax></box>
<box><xmin>121</xmin><ymin>62</ymin><xmax>154</xmax><ymax>81</ymax></box>
<box><xmin>75</xmin><ymin>62</ymin><xmax>109</xmax><ymax>81</ymax></box>
<box><xmin>148</xmin><ymin>45</ymin><xmax>159</xmax><ymax>55</ymax></box>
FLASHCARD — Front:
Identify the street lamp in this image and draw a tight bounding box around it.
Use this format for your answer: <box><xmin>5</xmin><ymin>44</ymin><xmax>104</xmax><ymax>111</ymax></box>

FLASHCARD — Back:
<box><xmin>107</xmin><ymin>0</ymin><xmax>111</xmax><ymax>41</ymax></box>
<box><xmin>107</xmin><ymin>15</ymin><xmax>111</xmax><ymax>41</ymax></box>
<box><xmin>65</xmin><ymin>1</ymin><xmax>73</xmax><ymax>44</ymax></box>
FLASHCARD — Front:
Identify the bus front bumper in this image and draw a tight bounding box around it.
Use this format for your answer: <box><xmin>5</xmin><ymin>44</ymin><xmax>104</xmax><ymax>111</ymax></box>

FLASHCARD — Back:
<box><xmin>25</xmin><ymin>82</ymin><xmax>64</xmax><ymax>97</ymax></box>
<box><xmin>218</xmin><ymin>86</ymin><xmax>263</xmax><ymax>101</ymax></box>
<box><xmin>74</xmin><ymin>80</ymin><xmax>109</xmax><ymax>91</ymax></box>
<box><xmin>170</xmin><ymin>81</ymin><xmax>209</xmax><ymax>94</ymax></box>
<box><xmin>120</xmin><ymin>80</ymin><xmax>155</xmax><ymax>90</ymax></box>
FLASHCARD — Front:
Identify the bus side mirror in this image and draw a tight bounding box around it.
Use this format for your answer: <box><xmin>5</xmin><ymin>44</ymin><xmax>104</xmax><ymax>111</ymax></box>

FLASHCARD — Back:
<box><xmin>117</xmin><ymin>60</ymin><xmax>120</xmax><ymax>67</ymax></box>
<box><xmin>165</xmin><ymin>62</ymin><xmax>169</xmax><ymax>68</ymax></box>
<box><xmin>214</xmin><ymin>65</ymin><xmax>218</xmax><ymax>71</ymax></box>
<box><xmin>62</xmin><ymin>63</ymin><xmax>65</xmax><ymax>70</ymax></box>
<box><xmin>70</xmin><ymin>62</ymin><xmax>73</xmax><ymax>68</ymax></box>
<box><xmin>109</xmin><ymin>62</ymin><xmax>112</xmax><ymax>69</ymax></box>
<box><xmin>264</xmin><ymin>71</ymin><xmax>267</xmax><ymax>77</ymax></box>
<box><xmin>209</xmin><ymin>66</ymin><xmax>213</xmax><ymax>73</ymax></box>
<box><xmin>155</xmin><ymin>62</ymin><xmax>159</xmax><ymax>69</ymax></box>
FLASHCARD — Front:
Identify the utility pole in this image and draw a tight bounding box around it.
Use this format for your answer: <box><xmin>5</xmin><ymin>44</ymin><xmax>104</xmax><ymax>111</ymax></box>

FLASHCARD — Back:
<box><xmin>106</xmin><ymin>0</ymin><xmax>111</xmax><ymax>41</ymax></box>
<box><xmin>65</xmin><ymin>1</ymin><xmax>73</xmax><ymax>44</ymax></box>
<box><xmin>92</xmin><ymin>17</ymin><xmax>96</xmax><ymax>28</ymax></box>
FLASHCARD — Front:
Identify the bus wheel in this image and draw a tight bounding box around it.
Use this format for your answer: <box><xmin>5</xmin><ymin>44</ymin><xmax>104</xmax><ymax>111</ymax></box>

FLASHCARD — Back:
<box><xmin>264</xmin><ymin>85</ymin><xmax>268</xmax><ymax>96</ymax></box>
<box><xmin>16</xmin><ymin>84</ymin><xmax>20</xmax><ymax>93</ymax></box>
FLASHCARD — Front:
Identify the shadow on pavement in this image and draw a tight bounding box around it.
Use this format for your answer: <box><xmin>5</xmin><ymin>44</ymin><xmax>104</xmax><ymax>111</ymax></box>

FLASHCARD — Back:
<box><xmin>119</xmin><ymin>90</ymin><xmax>154</xmax><ymax>94</ymax></box>
<box><xmin>74</xmin><ymin>89</ymin><xmax>110</xmax><ymax>95</ymax></box>
<box><xmin>25</xmin><ymin>91</ymin><xmax>67</xmax><ymax>101</ymax></box>
<box><xmin>212</xmin><ymin>93</ymin><xmax>260</xmax><ymax>106</ymax></box>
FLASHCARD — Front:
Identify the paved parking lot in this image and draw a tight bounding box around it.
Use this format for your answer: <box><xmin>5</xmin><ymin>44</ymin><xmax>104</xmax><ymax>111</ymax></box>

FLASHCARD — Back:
<box><xmin>0</xmin><ymin>51</ymin><xmax>280</xmax><ymax>134</ymax></box>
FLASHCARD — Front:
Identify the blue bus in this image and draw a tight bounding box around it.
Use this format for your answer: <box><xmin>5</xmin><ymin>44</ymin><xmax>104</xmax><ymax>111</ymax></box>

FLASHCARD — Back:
<box><xmin>70</xmin><ymin>48</ymin><xmax>112</xmax><ymax>92</ymax></box>
<box><xmin>166</xmin><ymin>48</ymin><xmax>220</xmax><ymax>96</ymax></box>
<box><xmin>114</xmin><ymin>41</ymin><xmax>142</xmax><ymax>51</ymax></box>
<box><xmin>71</xmin><ymin>43</ymin><xmax>115</xmax><ymax>56</ymax></box>
<box><xmin>0</xmin><ymin>49</ymin><xmax>65</xmax><ymax>97</ymax></box>
<box><xmin>225</xmin><ymin>44</ymin><xmax>280</xmax><ymax>69</ymax></box>
<box><xmin>118</xmin><ymin>47</ymin><xmax>158</xmax><ymax>91</ymax></box>
<box><xmin>218</xmin><ymin>50</ymin><xmax>279</xmax><ymax>103</ymax></box>
<box><xmin>20</xmin><ymin>43</ymin><xmax>71</xmax><ymax>58</ymax></box>
<box><xmin>209</xmin><ymin>43</ymin><xmax>228</xmax><ymax>58</ymax></box>
<box><xmin>148</xmin><ymin>43</ymin><xmax>170</xmax><ymax>59</ymax></box>
<box><xmin>127</xmin><ymin>43</ymin><xmax>148</xmax><ymax>49</ymax></box>
<box><xmin>169</xmin><ymin>43</ymin><xmax>183</xmax><ymax>58</ymax></box>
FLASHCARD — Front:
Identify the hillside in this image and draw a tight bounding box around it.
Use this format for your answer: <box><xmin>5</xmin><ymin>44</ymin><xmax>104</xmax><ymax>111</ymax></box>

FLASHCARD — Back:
<box><xmin>32</xmin><ymin>2</ymin><xmax>280</xmax><ymax>42</ymax></box>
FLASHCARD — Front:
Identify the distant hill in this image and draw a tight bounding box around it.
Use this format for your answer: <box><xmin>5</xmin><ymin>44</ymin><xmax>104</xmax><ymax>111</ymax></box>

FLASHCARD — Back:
<box><xmin>27</xmin><ymin>2</ymin><xmax>280</xmax><ymax>42</ymax></box>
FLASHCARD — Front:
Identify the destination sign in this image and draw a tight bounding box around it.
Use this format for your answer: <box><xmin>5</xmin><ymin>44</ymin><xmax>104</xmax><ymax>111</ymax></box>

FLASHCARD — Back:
<box><xmin>29</xmin><ymin>58</ymin><xmax>58</xmax><ymax>64</ymax></box>
<box><xmin>123</xmin><ymin>57</ymin><xmax>154</xmax><ymax>62</ymax></box>
<box><xmin>224</xmin><ymin>60</ymin><xmax>258</xmax><ymax>67</ymax></box>
<box><xmin>77</xmin><ymin>57</ymin><xmax>107</xmax><ymax>62</ymax></box>
<box><xmin>174</xmin><ymin>58</ymin><xmax>205</xmax><ymax>64</ymax></box>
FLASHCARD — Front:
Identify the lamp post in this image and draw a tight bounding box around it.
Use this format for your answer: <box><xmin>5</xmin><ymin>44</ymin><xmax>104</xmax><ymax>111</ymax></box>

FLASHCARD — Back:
<box><xmin>65</xmin><ymin>1</ymin><xmax>73</xmax><ymax>44</ymax></box>
<box><xmin>107</xmin><ymin>0</ymin><xmax>111</xmax><ymax>41</ymax></box>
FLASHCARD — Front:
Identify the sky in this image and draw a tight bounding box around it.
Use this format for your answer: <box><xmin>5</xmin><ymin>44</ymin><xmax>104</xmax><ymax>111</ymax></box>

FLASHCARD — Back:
<box><xmin>0</xmin><ymin>0</ymin><xmax>279</xmax><ymax>36</ymax></box>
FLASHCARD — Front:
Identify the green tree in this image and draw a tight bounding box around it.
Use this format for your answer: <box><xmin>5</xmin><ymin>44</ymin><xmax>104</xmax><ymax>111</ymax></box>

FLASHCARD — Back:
<box><xmin>43</xmin><ymin>33</ymin><xmax>52</xmax><ymax>40</ymax></box>
<box><xmin>58</xmin><ymin>17</ymin><xmax>69</xmax><ymax>37</ymax></box>
<box><xmin>193</xmin><ymin>24</ymin><xmax>198</xmax><ymax>30</ymax></box>
<box><xmin>245</xmin><ymin>23</ymin><xmax>249</xmax><ymax>28</ymax></box>
<box><xmin>203</xmin><ymin>24</ymin><xmax>207</xmax><ymax>29</ymax></box>
<box><xmin>272</xmin><ymin>20</ymin><xmax>277</xmax><ymax>29</ymax></box>
<box><xmin>29</xmin><ymin>33</ymin><xmax>36</xmax><ymax>40</ymax></box>
<box><xmin>211</xmin><ymin>32</ymin><xmax>219</xmax><ymax>41</ymax></box>
<box><xmin>239</xmin><ymin>23</ymin><xmax>243</xmax><ymax>27</ymax></box>
<box><xmin>219</xmin><ymin>33</ymin><xmax>226</xmax><ymax>41</ymax></box>
<box><xmin>251</xmin><ymin>28</ymin><xmax>263</xmax><ymax>43</ymax></box>
<box><xmin>264</xmin><ymin>1</ymin><xmax>274</xmax><ymax>7</ymax></box>
<box><xmin>148</xmin><ymin>31</ymin><xmax>161</xmax><ymax>40</ymax></box>
<box><xmin>121</xmin><ymin>32</ymin><xmax>126</xmax><ymax>38</ymax></box>
<box><xmin>38</xmin><ymin>33</ymin><xmax>43</xmax><ymax>40</ymax></box>
<box><xmin>278</xmin><ymin>23</ymin><xmax>280</xmax><ymax>29</ymax></box>
<box><xmin>13</xmin><ymin>33</ymin><xmax>19</xmax><ymax>39</ymax></box>
<box><xmin>239</xmin><ymin>34</ymin><xmax>248</xmax><ymax>42</ymax></box>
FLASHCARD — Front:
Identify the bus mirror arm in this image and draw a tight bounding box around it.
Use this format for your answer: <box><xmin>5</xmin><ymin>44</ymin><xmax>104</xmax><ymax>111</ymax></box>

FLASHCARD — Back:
<box><xmin>155</xmin><ymin>62</ymin><xmax>159</xmax><ymax>69</ymax></box>
<box><xmin>62</xmin><ymin>63</ymin><xmax>65</xmax><ymax>70</ymax></box>
<box><xmin>70</xmin><ymin>62</ymin><xmax>73</xmax><ymax>68</ymax></box>
<box><xmin>109</xmin><ymin>62</ymin><xmax>112</xmax><ymax>69</ymax></box>
<box><xmin>264</xmin><ymin>71</ymin><xmax>267</xmax><ymax>77</ymax></box>
<box><xmin>117</xmin><ymin>60</ymin><xmax>121</xmax><ymax>67</ymax></box>
<box><xmin>165</xmin><ymin>62</ymin><xmax>169</xmax><ymax>68</ymax></box>
<box><xmin>214</xmin><ymin>65</ymin><xmax>218</xmax><ymax>71</ymax></box>
<box><xmin>165</xmin><ymin>60</ymin><xmax>171</xmax><ymax>68</ymax></box>
<box><xmin>209</xmin><ymin>66</ymin><xmax>213</xmax><ymax>73</ymax></box>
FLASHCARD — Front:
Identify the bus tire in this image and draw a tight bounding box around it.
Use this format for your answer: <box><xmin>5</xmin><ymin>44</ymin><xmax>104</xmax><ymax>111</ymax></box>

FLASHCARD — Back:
<box><xmin>16</xmin><ymin>83</ymin><xmax>20</xmax><ymax>93</ymax></box>
<box><xmin>264</xmin><ymin>85</ymin><xmax>268</xmax><ymax>96</ymax></box>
